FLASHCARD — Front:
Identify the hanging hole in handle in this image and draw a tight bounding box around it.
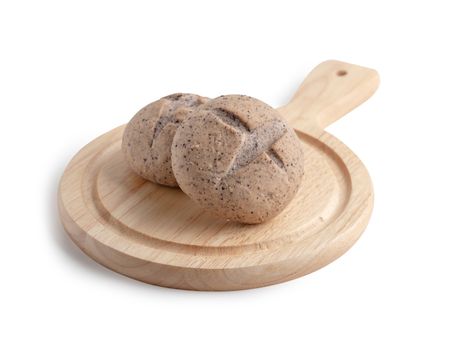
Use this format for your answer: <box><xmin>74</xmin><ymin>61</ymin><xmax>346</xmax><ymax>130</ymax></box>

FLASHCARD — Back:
<box><xmin>337</xmin><ymin>70</ymin><xmax>348</xmax><ymax>77</ymax></box>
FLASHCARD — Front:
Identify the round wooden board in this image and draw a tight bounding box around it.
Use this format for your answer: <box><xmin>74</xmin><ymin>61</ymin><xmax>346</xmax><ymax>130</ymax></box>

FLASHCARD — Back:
<box><xmin>58</xmin><ymin>60</ymin><xmax>379</xmax><ymax>290</ymax></box>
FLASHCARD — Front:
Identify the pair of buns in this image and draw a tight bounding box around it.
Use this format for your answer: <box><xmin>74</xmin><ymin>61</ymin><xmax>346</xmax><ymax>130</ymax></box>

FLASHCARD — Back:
<box><xmin>122</xmin><ymin>93</ymin><xmax>304</xmax><ymax>224</ymax></box>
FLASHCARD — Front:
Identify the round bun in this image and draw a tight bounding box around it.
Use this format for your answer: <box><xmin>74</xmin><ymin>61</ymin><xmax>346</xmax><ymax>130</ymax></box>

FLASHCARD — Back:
<box><xmin>171</xmin><ymin>95</ymin><xmax>304</xmax><ymax>223</ymax></box>
<box><xmin>122</xmin><ymin>93</ymin><xmax>209</xmax><ymax>187</ymax></box>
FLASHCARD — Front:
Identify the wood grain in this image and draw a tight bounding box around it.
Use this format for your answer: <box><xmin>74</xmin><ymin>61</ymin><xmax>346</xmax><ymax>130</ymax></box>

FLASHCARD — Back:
<box><xmin>58</xmin><ymin>60</ymin><xmax>379</xmax><ymax>290</ymax></box>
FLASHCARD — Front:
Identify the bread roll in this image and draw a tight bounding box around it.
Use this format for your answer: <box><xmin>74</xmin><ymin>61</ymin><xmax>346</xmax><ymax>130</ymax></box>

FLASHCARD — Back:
<box><xmin>171</xmin><ymin>95</ymin><xmax>304</xmax><ymax>223</ymax></box>
<box><xmin>122</xmin><ymin>93</ymin><xmax>209</xmax><ymax>186</ymax></box>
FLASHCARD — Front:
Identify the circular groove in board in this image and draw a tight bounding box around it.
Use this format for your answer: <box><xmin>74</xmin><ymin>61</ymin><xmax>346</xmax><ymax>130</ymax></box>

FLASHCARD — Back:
<box><xmin>97</xmin><ymin>128</ymin><xmax>346</xmax><ymax>253</ymax></box>
<box><xmin>59</xmin><ymin>124</ymin><xmax>373</xmax><ymax>290</ymax></box>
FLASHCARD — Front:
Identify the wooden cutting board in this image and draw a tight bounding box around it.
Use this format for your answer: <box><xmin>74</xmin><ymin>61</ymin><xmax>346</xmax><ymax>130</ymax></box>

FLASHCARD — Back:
<box><xmin>58</xmin><ymin>60</ymin><xmax>379</xmax><ymax>290</ymax></box>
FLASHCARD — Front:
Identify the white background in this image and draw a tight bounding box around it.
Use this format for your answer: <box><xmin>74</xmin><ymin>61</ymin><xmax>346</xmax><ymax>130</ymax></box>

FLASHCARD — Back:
<box><xmin>1</xmin><ymin>1</ymin><xmax>463</xmax><ymax>349</ymax></box>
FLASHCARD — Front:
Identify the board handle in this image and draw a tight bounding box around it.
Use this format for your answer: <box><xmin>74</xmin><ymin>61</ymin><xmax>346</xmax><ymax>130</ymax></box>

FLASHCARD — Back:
<box><xmin>278</xmin><ymin>60</ymin><xmax>380</xmax><ymax>133</ymax></box>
